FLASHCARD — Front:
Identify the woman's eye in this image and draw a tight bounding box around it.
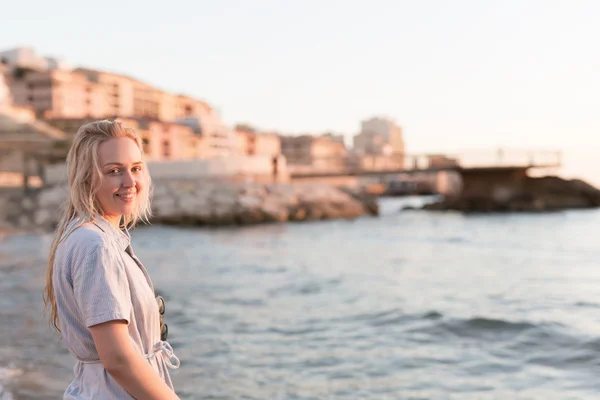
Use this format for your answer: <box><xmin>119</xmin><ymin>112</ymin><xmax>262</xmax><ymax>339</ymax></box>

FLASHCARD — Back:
<box><xmin>108</xmin><ymin>169</ymin><xmax>120</xmax><ymax>174</ymax></box>
<box><xmin>132</xmin><ymin>166</ymin><xmax>142</xmax><ymax>173</ymax></box>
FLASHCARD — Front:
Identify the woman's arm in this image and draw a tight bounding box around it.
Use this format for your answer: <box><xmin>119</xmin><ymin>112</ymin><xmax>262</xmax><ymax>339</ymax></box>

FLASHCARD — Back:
<box><xmin>90</xmin><ymin>320</ymin><xmax>179</xmax><ymax>400</ymax></box>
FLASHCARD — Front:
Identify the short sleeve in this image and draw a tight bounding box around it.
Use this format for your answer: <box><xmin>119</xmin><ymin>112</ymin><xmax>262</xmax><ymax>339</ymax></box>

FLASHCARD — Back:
<box><xmin>72</xmin><ymin>244</ymin><xmax>132</xmax><ymax>328</ymax></box>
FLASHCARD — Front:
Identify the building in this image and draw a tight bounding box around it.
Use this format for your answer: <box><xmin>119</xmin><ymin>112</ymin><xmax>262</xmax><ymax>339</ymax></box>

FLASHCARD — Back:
<box><xmin>0</xmin><ymin>64</ymin><xmax>11</xmax><ymax>112</ymax></box>
<box><xmin>0</xmin><ymin>113</ymin><xmax>66</xmax><ymax>189</ymax></box>
<box><xmin>120</xmin><ymin>118</ymin><xmax>200</xmax><ymax>161</ymax></box>
<box><xmin>156</xmin><ymin>90</ymin><xmax>177</xmax><ymax>122</ymax></box>
<box><xmin>0</xmin><ymin>65</ymin><xmax>36</xmax><ymax>120</ymax></box>
<box><xmin>235</xmin><ymin>126</ymin><xmax>281</xmax><ymax>157</ymax></box>
<box><xmin>6</xmin><ymin>64</ymin><xmax>222</xmax><ymax>123</ymax></box>
<box><xmin>75</xmin><ymin>68</ymin><xmax>138</xmax><ymax>118</ymax></box>
<box><xmin>280</xmin><ymin>134</ymin><xmax>347</xmax><ymax>172</ymax></box>
<box><xmin>353</xmin><ymin>117</ymin><xmax>404</xmax><ymax>155</ymax></box>
<box><xmin>174</xmin><ymin>95</ymin><xmax>212</xmax><ymax>119</ymax></box>
<box><xmin>353</xmin><ymin>130</ymin><xmax>390</xmax><ymax>155</ymax></box>
<box><xmin>74</xmin><ymin>71</ymin><xmax>218</xmax><ymax>123</ymax></box>
<box><xmin>176</xmin><ymin>112</ymin><xmax>237</xmax><ymax>158</ymax></box>
<box><xmin>0</xmin><ymin>47</ymin><xmax>50</xmax><ymax>71</ymax></box>
<box><xmin>321</xmin><ymin>132</ymin><xmax>346</xmax><ymax>145</ymax></box>
<box><xmin>43</xmin><ymin>117</ymin><xmax>201</xmax><ymax>161</ymax></box>
<box><xmin>2</xmin><ymin>47</ymin><xmax>240</xmax><ymax>159</ymax></box>
<box><xmin>6</xmin><ymin>69</ymin><xmax>108</xmax><ymax>119</ymax></box>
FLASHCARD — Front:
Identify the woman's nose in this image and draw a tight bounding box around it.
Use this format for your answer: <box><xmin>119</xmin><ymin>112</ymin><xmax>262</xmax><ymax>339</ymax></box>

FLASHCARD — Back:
<box><xmin>122</xmin><ymin>171</ymin><xmax>135</xmax><ymax>187</ymax></box>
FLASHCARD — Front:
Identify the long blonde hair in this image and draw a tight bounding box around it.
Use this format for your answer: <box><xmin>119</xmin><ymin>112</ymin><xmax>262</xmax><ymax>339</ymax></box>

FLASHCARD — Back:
<box><xmin>44</xmin><ymin>120</ymin><xmax>152</xmax><ymax>332</ymax></box>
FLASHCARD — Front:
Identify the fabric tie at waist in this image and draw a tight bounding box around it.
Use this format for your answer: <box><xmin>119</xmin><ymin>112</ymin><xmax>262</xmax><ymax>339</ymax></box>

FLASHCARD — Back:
<box><xmin>144</xmin><ymin>340</ymin><xmax>180</xmax><ymax>369</ymax></box>
<box><xmin>77</xmin><ymin>340</ymin><xmax>180</xmax><ymax>369</ymax></box>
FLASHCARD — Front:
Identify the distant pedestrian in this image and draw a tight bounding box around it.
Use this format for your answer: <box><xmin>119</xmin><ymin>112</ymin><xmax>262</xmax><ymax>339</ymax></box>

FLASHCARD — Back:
<box><xmin>44</xmin><ymin>120</ymin><xmax>180</xmax><ymax>399</ymax></box>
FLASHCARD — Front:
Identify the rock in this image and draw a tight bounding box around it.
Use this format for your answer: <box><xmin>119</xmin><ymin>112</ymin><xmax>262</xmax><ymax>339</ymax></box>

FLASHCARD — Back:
<box><xmin>236</xmin><ymin>209</ymin><xmax>265</xmax><ymax>225</ymax></box>
<box><xmin>18</xmin><ymin>215</ymin><xmax>30</xmax><ymax>228</ymax></box>
<box><xmin>34</xmin><ymin>209</ymin><xmax>54</xmax><ymax>228</ymax></box>
<box><xmin>339</xmin><ymin>187</ymin><xmax>380</xmax><ymax>216</ymax></box>
<box><xmin>236</xmin><ymin>194</ymin><xmax>262</xmax><ymax>211</ymax></box>
<box><xmin>265</xmin><ymin>184</ymin><xmax>299</xmax><ymax>206</ymax></box>
<box><xmin>335</xmin><ymin>199</ymin><xmax>366</xmax><ymax>218</ymax></box>
<box><xmin>260</xmin><ymin>197</ymin><xmax>288</xmax><ymax>222</ymax></box>
<box><xmin>178</xmin><ymin>193</ymin><xmax>209</xmax><ymax>215</ymax></box>
<box><xmin>38</xmin><ymin>185</ymin><xmax>67</xmax><ymax>208</ymax></box>
<box><xmin>151</xmin><ymin>196</ymin><xmax>177</xmax><ymax>218</ymax></box>
<box><xmin>6</xmin><ymin>179</ymin><xmax>378</xmax><ymax>231</ymax></box>
<box><xmin>424</xmin><ymin>176</ymin><xmax>600</xmax><ymax>213</ymax></box>
<box><xmin>288</xmin><ymin>206</ymin><xmax>307</xmax><ymax>221</ymax></box>
<box><xmin>240</xmin><ymin>182</ymin><xmax>267</xmax><ymax>198</ymax></box>
<box><xmin>209</xmin><ymin>187</ymin><xmax>238</xmax><ymax>208</ymax></box>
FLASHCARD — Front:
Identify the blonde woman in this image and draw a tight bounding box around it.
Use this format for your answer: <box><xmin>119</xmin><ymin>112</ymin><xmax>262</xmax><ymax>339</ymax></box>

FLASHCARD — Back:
<box><xmin>44</xmin><ymin>120</ymin><xmax>180</xmax><ymax>399</ymax></box>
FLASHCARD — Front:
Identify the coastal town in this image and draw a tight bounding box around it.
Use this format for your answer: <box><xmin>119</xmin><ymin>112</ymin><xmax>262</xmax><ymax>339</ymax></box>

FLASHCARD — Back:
<box><xmin>1</xmin><ymin>46</ymin><xmax>598</xmax><ymax>232</ymax></box>
<box><xmin>0</xmin><ymin>46</ymin><xmax>420</xmax><ymax>230</ymax></box>
<box><xmin>0</xmin><ymin>46</ymin><xmax>407</xmax><ymax>182</ymax></box>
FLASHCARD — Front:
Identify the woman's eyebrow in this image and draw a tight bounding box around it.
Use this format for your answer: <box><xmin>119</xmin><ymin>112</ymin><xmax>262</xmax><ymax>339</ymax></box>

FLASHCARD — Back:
<box><xmin>103</xmin><ymin>161</ymin><xmax>144</xmax><ymax>167</ymax></box>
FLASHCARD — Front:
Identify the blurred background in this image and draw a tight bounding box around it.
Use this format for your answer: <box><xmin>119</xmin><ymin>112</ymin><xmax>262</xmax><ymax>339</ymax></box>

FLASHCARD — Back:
<box><xmin>1</xmin><ymin>1</ymin><xmax>600</xmax><ymax>399</ymax></box>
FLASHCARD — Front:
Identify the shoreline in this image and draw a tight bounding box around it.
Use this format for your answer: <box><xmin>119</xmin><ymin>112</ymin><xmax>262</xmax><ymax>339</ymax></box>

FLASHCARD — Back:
<box><xmin>0</xmin><ymin>181</ymin><xmax>380</xmax><ymax>232</ymax></box>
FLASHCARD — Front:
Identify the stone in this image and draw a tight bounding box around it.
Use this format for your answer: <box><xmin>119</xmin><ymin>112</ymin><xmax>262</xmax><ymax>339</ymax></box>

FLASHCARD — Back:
<box><xmin>240</xmin><ymin>182</ymin><xmax>267</xmax><ymax>198</ymax></box>
<box><xmin>237</xmin><ymin>194</ymin><xmax>263</xmax><ymax>211</ymax></box>
<box><xmin>423</xmin><ymin>176</ymin><xmax>600</xmax><ymax>213</ymax></box>
<box><xmin>34</xmin><ymin>209</ymin><xmax>54</xmax><ymax>227</ymax></box>
<box><xmin>288</xmin><ymin>206</ymin><xmax>307</xmax><ymax>221</ymax></box>
<box><xmin>18</xmin><ymin>215</ymin><xmax>31</xmax><ymax>228</ymax></box>
<box><xmin>151</xmin><ymin>196</ymin><xmax>177</xmax><ymax>218</ymax></box>
<box><xmin>6</xmin><ymin>179</ymin><xmax>379</xmax><ymax>230</ymax></box>
<box><xmin>236</xmin><ymin>209</ymin><xmax>265</xmax><ymax>225</ymax></box>
<box><xmin>178</xmin><ymin>193</ymin><xmax>209</xmax><ymax>215</ymax></box>
<box><xmin>260</xmin><ymin>197</ymin><xmax>288</xmax><ymax>222</ymax></box>
<box><xmin>38</xmin><ymin>186</ymin><xmax>67</xmax><ymax>208</ymax></box>
<box><xmin>266</xmin><ymin>185</ymin><xmax>299</xmax><ymax>207</ymax></box>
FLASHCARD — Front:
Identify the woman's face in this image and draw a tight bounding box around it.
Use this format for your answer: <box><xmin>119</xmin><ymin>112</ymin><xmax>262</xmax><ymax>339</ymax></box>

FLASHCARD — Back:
<box><xmin>96</xmin><ymin>137</ymin><xmax>146</xmax><ymax>227</ymax></box>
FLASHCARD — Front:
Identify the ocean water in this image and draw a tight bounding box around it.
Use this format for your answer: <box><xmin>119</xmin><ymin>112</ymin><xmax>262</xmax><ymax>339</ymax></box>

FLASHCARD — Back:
<box><xmin>1</xmin><ymin>197</ymin><xmax>600</xmax><ymax>399</ymax></box>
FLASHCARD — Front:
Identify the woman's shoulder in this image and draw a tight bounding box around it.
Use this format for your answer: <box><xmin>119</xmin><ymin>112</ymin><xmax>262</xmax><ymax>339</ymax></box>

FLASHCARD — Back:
<box><xmin>57</xmin><ymin>221</ymin><xmax>109</xmax><ymax>259</ymax></box>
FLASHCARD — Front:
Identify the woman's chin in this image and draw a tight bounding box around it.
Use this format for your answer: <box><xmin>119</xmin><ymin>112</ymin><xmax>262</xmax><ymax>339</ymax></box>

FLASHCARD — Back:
<box><xmin>111</xmin><ymin>204</ymin><xmax>136</xmax><ymax>216</ymax></box>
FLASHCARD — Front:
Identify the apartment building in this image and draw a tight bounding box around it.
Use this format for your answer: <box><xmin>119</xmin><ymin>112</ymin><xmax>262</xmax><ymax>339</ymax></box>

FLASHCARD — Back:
<box><xmin>235</xmin><ymin>126</ymin><xmax>281</xmax><ymax>157</ymax></box>
<box><xmin>44</xmin><ymin>117</ymin><xmax>200</xmax><ymax>161</ymax></box>
<box><xmin>0</xmin><ymin>47</ymin><xmax>59</xmax><ymax>71</ymax></box>
<box><xmin>6</xmin><ymin>69</ymin><xmax>109</xmax><ymax>119</ymax></box>
<box><xmin>176</xmin><ymin>110</ymin><xmax>237</xmax><ymax>158</ymax></box>
<box><xmin>2</xmin><ymin>47</ymin><xmax>239</xmax><ymax>158</ymax></box>
<box><xmin>75</xmin><ymin>68</ymin><xmax>137</xmax><ymax>117</ymax></box>
<box><xmin>280</xmin><ymin>134</ymin><xmax>347</xmax><ymax>171</ymax></box>
<box><xmin>353</xmin><ymin>117</ymin><xmax>404</xmax><ymax>155</ymax></box>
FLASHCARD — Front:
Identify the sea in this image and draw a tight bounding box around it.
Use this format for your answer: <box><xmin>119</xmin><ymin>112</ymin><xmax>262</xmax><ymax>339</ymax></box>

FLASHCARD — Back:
<box><xmin>1</xmin><ymin>197</ymin><xmax>600</xmax><ymax>399</ymax></box>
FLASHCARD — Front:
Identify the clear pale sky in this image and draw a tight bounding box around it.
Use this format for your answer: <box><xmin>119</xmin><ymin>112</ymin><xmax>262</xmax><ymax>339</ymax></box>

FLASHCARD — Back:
<box><xmin>2</xmin><ymin>1</ymin><xmax>599</xmax><ymax>184</ymax></box>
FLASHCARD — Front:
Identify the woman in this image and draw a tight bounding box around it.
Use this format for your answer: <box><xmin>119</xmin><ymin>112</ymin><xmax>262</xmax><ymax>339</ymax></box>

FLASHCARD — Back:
<box><xmin>43</xmin><ymin>120</ymin><xmax>180</xmax><ymax>399</ymax></box>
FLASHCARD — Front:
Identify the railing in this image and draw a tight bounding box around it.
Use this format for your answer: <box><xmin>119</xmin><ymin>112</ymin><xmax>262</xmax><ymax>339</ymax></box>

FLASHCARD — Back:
<box><xmin>287</xmin><ymin>149</ymin><xmax>562</xmax><ymax>177</ymax></box>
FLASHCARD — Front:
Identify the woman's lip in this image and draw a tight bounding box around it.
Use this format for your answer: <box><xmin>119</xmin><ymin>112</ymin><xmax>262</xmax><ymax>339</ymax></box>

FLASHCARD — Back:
<box><xmin>115</xmin><ymin>193</ymin><xmax>136</xmax><ymax>200</ymax></box>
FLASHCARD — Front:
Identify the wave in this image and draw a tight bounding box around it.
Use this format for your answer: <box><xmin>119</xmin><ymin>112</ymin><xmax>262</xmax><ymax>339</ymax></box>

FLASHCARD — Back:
<box><xmin>574</xmin><ymin>301</ymin><xmax>600</xmax><ymax>308</ymax></box>
<box><xmin>455</xmin><ymin>317</ymin><xmax>536</xmax><ymax>332</ymax></box>
<box><xmin>267</xmin><ymin>277</ymin><xmax>342</xmax><ymax>298</ymax></box>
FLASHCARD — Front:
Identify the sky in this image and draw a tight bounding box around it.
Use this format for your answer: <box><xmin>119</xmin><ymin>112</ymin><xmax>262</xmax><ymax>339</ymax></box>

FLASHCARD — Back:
<box><xmin>1</xmin><ymin>0</ymin><xmax>599</xmax><ymax>184</ymax></box>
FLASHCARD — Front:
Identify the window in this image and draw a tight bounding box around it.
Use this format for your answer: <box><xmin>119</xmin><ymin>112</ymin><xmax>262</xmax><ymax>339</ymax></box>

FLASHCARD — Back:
<box><xmin>142</xmin><ymin>138</ymin><xmax>150</xmax><ymax>155</ymax></box>
<box><xmin>162</xmin><ymin>140</ymin><xmax>170</xmax><ymax>158</ymax></box>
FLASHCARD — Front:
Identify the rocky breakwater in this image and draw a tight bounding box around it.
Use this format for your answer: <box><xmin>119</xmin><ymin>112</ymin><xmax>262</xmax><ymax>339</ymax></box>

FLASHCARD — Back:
<box><xmin>422</xmin><ymin>176</ymin><xmax>600</xmax><ymax>212</ymax></box>
<box><xmin>30</xmin><ymin>180</ymin><xmax>379</xmax><ymax>230</ymax></box>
